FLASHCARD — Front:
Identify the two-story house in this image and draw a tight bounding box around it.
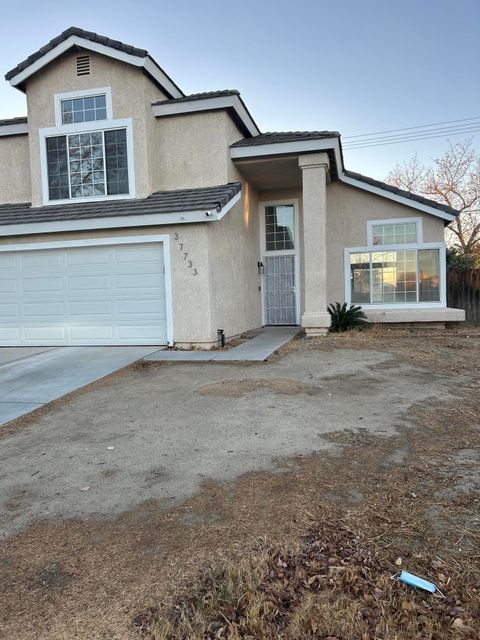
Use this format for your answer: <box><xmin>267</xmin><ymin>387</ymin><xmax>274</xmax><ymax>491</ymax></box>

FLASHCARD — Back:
<box><xmin>0</xmin><ymin>27</ymin><xmax>464</xmax><ymax>347</ymax></box>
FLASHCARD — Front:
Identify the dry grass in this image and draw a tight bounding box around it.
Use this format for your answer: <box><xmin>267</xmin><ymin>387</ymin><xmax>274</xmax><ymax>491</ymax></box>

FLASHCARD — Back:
<box><xmin>0</xmin><ymin>328</ymin><xmax>479</xmax><ymax>639</ymax></box>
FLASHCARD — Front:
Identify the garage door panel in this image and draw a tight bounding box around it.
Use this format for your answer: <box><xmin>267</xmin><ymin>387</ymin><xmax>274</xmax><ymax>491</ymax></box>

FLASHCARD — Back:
<box><xmin>0</xmin><ymin>242</ymin><xmax>168</xmax><ymax>346</ymax></box>
<box><xmin>115</xmin><ymin>247</ymin><xmax>162</xmax><ymax>263</ymax></box>
<box><xmin>0</xmin><ymin>280</ymin><xmax>17</xmax><ymax>293</ymax></box>
<box><xmin>68</xmin><ymin>300</ymin><xmax>114</xmax><ymax>316</ymax></box>
<box><xmin>22</xmin><ymin>253</ymin><xmax>63</xmax><ymax>268</ymax></box>
<box><xmin>0</xmin><ymin>303</ymin><xmax>20</xmax><ymax>317</ymax></box>
<box><xmin>70</xmin><ymin>326</ymin><xmax>114</xmax><ymax>340</ymax></box>
<box><xmin>66</xmin><ymin>250</ymin><xmax>112</xmax><ymax>266</ymax></box>
<box><xmin>24</xmin><ymin>326</ymin><xmax>66</xmax><ymax>341</ymax></box>
<box><xmin>117</xmin><ymin>299</ymin><xmax>166</xmax><ymax>315</ymax></box>
<box><xmin>23</xmin><ymin>277</ymin><xmax>63</xmax><ymax>292</ymax></box>
<box><xmin>68</xmin><ymin>275</ymin><xmax>112</xmax><ymax>291</ymax></box>
<box><xmin>24</xmin><ymin>302</ymin><xmax>65</xmax><ymax>316</ymax></box>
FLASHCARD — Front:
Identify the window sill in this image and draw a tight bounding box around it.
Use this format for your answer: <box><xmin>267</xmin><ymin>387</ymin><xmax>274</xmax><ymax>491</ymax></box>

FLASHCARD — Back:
<box><xmin>42</xmin><ymin>193</ymin><xmax>135</xmax><ymax>206</ymax></box>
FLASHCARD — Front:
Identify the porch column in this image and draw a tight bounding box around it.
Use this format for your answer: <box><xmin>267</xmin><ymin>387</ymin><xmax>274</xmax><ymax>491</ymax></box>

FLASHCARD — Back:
<box><xmin>299</xmin><ymin>152</ymin><xmax>331</xmax><ymax>335</ymax></box>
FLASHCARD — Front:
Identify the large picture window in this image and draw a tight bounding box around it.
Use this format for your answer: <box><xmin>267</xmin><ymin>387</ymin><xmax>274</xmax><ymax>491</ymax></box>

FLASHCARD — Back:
<box><xmin>46</xmin><ymin>128</ymin><xmax>129</xmax><ymax>200</ymax></box>
<box><xmin>347</xmin><ymin>218</ymin><xmax>445</xmax><ymax>307</ymax></box>
<box><xmin>350</xmin><ymin>248</ymin><xmax>441</xmax><ymax>304</ymax></box>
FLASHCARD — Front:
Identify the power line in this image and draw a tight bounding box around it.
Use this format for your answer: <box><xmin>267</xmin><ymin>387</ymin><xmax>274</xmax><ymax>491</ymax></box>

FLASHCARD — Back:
<box><xmin>343</xmin><ymin>121</ymin><xmax>480</xmax><ymax>148</ymax></box>
<box><xmin>343</xmin><ymin>126</ymin><xmax>480</xmax><ymax>150</ymax></box>
<box><xmin>343</xmin><ymin>116</ymin><xmax>480</xmax><ymax>140</ymax></box>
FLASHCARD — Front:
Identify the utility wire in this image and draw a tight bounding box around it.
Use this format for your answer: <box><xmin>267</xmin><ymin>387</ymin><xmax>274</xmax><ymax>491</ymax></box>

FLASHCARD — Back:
<box><xmin>343</xmin><ymin>121</ymin><xmax>480</xmax><ymax>147</ymax></box>
<box><xmin>343</xmin><ymin>116</ymin><xmax>480</xmax><ymax>139</ymax></box>
<box><xmin>343</xmin><ymin>126</ymin><xmax>480</xmax><ymax>150</ymax></box>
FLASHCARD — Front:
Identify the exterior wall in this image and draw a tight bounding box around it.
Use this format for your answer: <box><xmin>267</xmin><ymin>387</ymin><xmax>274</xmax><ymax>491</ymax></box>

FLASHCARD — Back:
<box><xmin>206</xmin><ymin>184</ymin><xmax>262</xmax><ymax>341</ymax></box>
<box><xmin>0</xmin><ymin>135</ymin><xmax>31</xmax><ymax>204</ymax></box>
<box><xmin>153</xmin><ymin>110</ymin><xmax>244</xmax><ymax>191</ymax></box>
<box><xmin>0</xmin><ymin>225</ymin><xmax>212</xmax><ymax>345</ymax></box>
<box><xmin>24</xmin><ymin>49</ymin><xmax>167</xmax><ymax>206</ymax></box>
<box><xmin>326</xmin><ymin>181</ymin><xmax>446</xmax><ymax>304</ymax></box>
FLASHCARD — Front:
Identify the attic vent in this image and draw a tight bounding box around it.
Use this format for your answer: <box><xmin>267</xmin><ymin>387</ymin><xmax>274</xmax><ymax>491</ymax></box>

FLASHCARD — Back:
<box><xmin>76</xmin><ymin>55</ymin><xmax>90</xmax><ymax>76</ymax></box>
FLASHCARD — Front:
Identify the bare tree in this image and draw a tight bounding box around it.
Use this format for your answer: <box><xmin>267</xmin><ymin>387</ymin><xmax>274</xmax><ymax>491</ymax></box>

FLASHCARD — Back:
<box><xmin>386</xmin><ymin>140</ymin><xmax>480</xmax><ymax>254</ymax></box>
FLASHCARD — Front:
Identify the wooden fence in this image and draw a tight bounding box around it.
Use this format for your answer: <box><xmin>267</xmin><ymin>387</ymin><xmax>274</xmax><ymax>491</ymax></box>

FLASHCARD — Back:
<box><xmin>447</xmin><ymin>267</ymin><xmax>480</xmax><ymax>323</ymax></box>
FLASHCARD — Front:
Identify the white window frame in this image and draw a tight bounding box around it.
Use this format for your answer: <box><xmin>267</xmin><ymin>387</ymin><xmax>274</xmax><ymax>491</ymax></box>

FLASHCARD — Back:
<box><xmin>0</xmin><ymin>234</ymin><xmax>174</xmax><ymax>347</ymax></box>
<box><xmin>344</xmin><ymin>241</ymin><xmax>447</xmax><ymax>309</ymax></box>
<box><xmin>259</xmin><ymin>199</ymin><xmax>301</xmax><ymax>325</ymax></box>
<box><xmin>39</xmin><ymin>117</ymin><xmax>136</xmax><ymax>205</ymax></box>
<box><xmin>367</xmin><ymin>216</ymin><xmax>423</xmax><ymax>246</ymax></box>
<box><xmin>54</xmin><ymin>87</ymin><xmax>113</xmax><ymax>126</ymax></box>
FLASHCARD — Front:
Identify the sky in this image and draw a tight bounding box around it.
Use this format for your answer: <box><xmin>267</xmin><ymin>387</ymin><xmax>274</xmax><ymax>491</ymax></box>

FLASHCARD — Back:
<box><xmin>0</xmin><ymin>0</ymin><xmax>479</xmax><ymax>180</ymax></box>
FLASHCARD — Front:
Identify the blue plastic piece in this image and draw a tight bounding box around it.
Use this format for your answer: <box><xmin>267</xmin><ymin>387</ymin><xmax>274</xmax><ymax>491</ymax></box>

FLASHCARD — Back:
<box><xmin>399</xmin><ymin>570</ymin><xmax>436</xmax><ymax>593</ymax></box>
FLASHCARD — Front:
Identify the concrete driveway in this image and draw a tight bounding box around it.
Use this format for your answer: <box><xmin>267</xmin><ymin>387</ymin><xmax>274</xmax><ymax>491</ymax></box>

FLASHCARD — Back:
<box><xmin>0</xmin><ymin>346</ymin><xmax>163</xmax><ymax>425</ymax></box>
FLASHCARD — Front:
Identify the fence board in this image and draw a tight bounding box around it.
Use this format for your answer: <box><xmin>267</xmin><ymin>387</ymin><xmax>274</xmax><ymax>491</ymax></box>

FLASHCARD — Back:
<box><xmin>447</xmin><ymin>267</ymin><xmax>480</xmax><ymax>323</ymax></box>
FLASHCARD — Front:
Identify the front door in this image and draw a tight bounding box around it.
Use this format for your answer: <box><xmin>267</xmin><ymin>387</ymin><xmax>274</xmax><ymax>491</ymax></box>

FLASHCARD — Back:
<box><xmin>262</xmin><ymin>202</ymin><xmax>298</xmax><ymax>325</ymax></box>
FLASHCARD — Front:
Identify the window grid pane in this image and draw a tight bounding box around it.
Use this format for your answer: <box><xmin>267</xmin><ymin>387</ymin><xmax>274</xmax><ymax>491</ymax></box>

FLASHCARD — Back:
<box><xmin>350</xmin><ymin>249</ymin><xmax>440</xmax><ymax>305</ymax></box>
<box><xmin>265</xmin><ymin>205</ymin><xmax>294</xmax><ymax>251</ymax></box>
<box><xmin>372</xmin><ymin>222</ymin><xmax>417</xmax><ymax>245</ymax></box>
<box><xmin>61</xmin><ymin>94</ymin><xmax>108</xmax><ymax>124</ymax></box>
<box><xmin>46</xmin><ymin>128</ymin><xmax>129</xmax><ymax>200</ymax></box>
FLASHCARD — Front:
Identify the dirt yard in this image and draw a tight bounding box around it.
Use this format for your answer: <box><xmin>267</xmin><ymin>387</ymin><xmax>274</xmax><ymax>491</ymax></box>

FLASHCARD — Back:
<box><xmin>0</xmin><ymin>327</ymin><xmax>479</xmax><ymax>639</ymax></box>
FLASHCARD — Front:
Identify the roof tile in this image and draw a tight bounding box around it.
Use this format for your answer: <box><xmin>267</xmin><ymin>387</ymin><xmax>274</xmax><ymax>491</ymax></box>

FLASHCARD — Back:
<box><xmin>0</xmin><ymin>183</ymin><xmax>242</xmax><ymax>227</ymax></box>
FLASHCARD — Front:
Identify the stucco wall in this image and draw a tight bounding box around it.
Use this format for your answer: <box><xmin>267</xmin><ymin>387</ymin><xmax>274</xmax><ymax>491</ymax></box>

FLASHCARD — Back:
<box><xmin>326</xmin><ymin>181</ymin><xmax>446</xmax><ymax>304</ymax></box>
<box><xmin>0</xmin><ymin>224</ymin><xmax>213</xmax><ymax>345</ymax></box>
<box><xmin>0</xmin><ymin>135</ymin><xmax>31</xmax><ymax>204</ymax></box>
<box><xmin>153</xmin><ymin>110</ymin><xmax>244</xmax><ymax>191</ymax></box>
<box><xmin>207</xmin><ymin>184</ymin><xmax>262</xmax><ymax>340</ymax></box>
<box><xmin>25</xmin><ymin>49</ymin><xmax>167</xmax><ymax>206</ymax></box>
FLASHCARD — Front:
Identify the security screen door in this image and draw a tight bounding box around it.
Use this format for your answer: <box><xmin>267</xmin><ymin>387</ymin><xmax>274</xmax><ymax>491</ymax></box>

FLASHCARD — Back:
<box><xmin>263</xmin><ymin>204</ymin><xmax>297</xmax><ymax>325</ymax></box>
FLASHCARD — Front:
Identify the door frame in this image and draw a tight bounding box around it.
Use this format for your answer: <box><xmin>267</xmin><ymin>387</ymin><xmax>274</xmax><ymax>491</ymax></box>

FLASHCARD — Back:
<box><xmin>259</xmin><ymin>199</ymin><xmax>301</xmax><ymax>325</ymax></box>
<box><xmin>0</xmin><ymin>234</ymin><xmax>174</xmax><ymax>346</ymax></box>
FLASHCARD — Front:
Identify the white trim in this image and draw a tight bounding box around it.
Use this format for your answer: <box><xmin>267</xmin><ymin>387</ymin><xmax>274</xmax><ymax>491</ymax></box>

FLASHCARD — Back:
<box><xmin>0</xmin><ymin>121</ymin><xmax>28</xmax><ymax>137</ymax></box>
<box><xmin>367</xmin><ymin>217</ymin><xmax>423</xmax><ymax>246</ymax></box>
<box><xmin>8</xmin><ymin>35</ymin><xmax>183</xmax><ymax>99</ymax></box>
<box><xmin>0</xmin><ymin>234</ymin><xmax>174</xmax><ymax>346</ymax></box>
<box><xmin>344</xmin><ymin>242</ymin><xmax>447</xmax><ymax>308</ymax></box>
<box><xmin>231</xmin><ymin>138</ymin><xmax>334</xmax><ymax>159</ymax></box>
<box><xmin>39</xmin><ymin>117</ymin><xmax>136</xmax><ymax>205</ymax></box>
<box><xmin>259</xmin><ymin>199</ymin><xmax>301</xmax><ymax>325</ymax></box>
<box><xmin>53</xmin><ymin>87</ymin><xmax>113</xmax><ymax>126</ymax></box>
<box><xmin>0</xmin><ymin>192</ymin><xmax>240</xmax><ymax>237</ymax></box>
<box><xmin>230</xmin><ymin>138</ymin><xmax>456</xmax><ymax>222</ymax></box>
<box><xmin>152</xmin><ymin>94</ymin><xmax>260</xmax><ymax>137</ymax></box>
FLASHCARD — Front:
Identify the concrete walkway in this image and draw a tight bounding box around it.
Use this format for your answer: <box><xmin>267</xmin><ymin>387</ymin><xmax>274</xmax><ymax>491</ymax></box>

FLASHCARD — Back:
<box><xmin>144</xmin><ymin>326</ymin><xmax>301</xmax><ymax>363</ymax></box>
<box><xmin>0</xmin><ymin>346</ymin><xmax>163</xmax><ymax>426</ymax></box>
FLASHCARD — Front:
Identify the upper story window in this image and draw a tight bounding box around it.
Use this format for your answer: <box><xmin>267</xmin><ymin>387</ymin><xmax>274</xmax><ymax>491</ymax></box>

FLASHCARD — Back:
<box><xmin>40</xmin><ymin>87</ymin><xmax>134</xmax><ymax>204</ymax></box>
<box><xmin>60</xmin><ymin>94</ymin><xmax>107</xmax><ymax>124</ymax></box>
<box><xmin>46</xmin><ymin>128</ymin><xmax>129</xmax><ymax>200</ymax></box>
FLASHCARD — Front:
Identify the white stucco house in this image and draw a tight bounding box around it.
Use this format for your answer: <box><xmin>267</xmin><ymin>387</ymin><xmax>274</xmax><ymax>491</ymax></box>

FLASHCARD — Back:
<box><xmin>0</xmin><ymin>27</ymin><xmax>464</xmax><ymax>348</ymax></box>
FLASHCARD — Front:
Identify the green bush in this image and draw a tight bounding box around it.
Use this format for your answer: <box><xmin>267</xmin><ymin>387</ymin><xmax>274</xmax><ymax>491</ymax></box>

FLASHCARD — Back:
<box><xmin>327</xmin><ymin>302</ymin><xmax>369</xmax><ymax>333</ymax></box>
<box><xmin>446</xmin><ymin>247</ymin><xmax>477</xmax><ymax>269</ymax></box>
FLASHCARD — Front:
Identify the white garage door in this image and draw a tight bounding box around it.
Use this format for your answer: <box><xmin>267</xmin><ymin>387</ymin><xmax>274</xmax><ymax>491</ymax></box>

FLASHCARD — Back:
<box><xmin>0</xmin><ymin>242</ymin><xmax>169</xmax><ymax>346</ymax></box>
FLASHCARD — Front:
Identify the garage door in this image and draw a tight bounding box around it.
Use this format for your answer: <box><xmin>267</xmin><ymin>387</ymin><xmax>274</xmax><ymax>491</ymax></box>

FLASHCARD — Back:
<box><xmin>0</xmin><ymin>242</ymin><xmax>168</xmax><ymax>346</ymax></box>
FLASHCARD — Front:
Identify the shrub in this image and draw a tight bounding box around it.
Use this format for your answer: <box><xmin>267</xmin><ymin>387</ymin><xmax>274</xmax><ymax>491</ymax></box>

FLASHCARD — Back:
<box><xmin>446</xmin><ymin>247</ymin><xmax>477</xmax><ymax>269</ymax></box>
<box><xmin>327</xmin><ymin>302</ymin><xmax>369</xmax><ymax>333</ymax></box>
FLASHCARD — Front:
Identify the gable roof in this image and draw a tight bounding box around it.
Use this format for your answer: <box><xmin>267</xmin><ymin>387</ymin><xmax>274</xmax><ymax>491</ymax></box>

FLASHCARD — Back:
<box><xmin>343</xmin><ymin>170</ymin><xmax>457</xmax><ymax>218</ymax></box>
<box><xmin>230</xmin><ymin>132</ymin><xmax>457</xmax><ymax>221</ymax></box>
<box><xmin>5</xmin><ymin>26</ymin><xmax>183</xmax><ymax>99</ymax></box>
<box><xmin>152</xmin><ymin>89</ymin><xmax>260</xmax><ymax>137</ymax></box>
<box><xmin>0</xmin><ymin>183</ymin><xmax>242</xmax><ymax>236</ymax></box>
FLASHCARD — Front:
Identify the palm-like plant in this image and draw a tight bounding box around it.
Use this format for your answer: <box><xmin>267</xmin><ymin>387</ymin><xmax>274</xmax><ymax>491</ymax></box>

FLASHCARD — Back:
<box><xmin>327</xmin><ymin>302</ymin><xmax>369</xmax><ymax>333</ymax></box>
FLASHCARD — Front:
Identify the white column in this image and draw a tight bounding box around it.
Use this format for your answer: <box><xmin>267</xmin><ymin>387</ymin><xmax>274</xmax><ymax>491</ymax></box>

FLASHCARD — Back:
<box><xmin>299</xmin><ymin>152</ymin><xmax>331</xmax><ymax>336</ymax></box>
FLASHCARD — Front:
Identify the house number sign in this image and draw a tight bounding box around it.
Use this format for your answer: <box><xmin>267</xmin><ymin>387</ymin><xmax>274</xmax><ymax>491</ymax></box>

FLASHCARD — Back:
<box><xmin>173</xmin><ymin>232</ymin><xmax>198</xmax><ymax>275</ymax></box>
